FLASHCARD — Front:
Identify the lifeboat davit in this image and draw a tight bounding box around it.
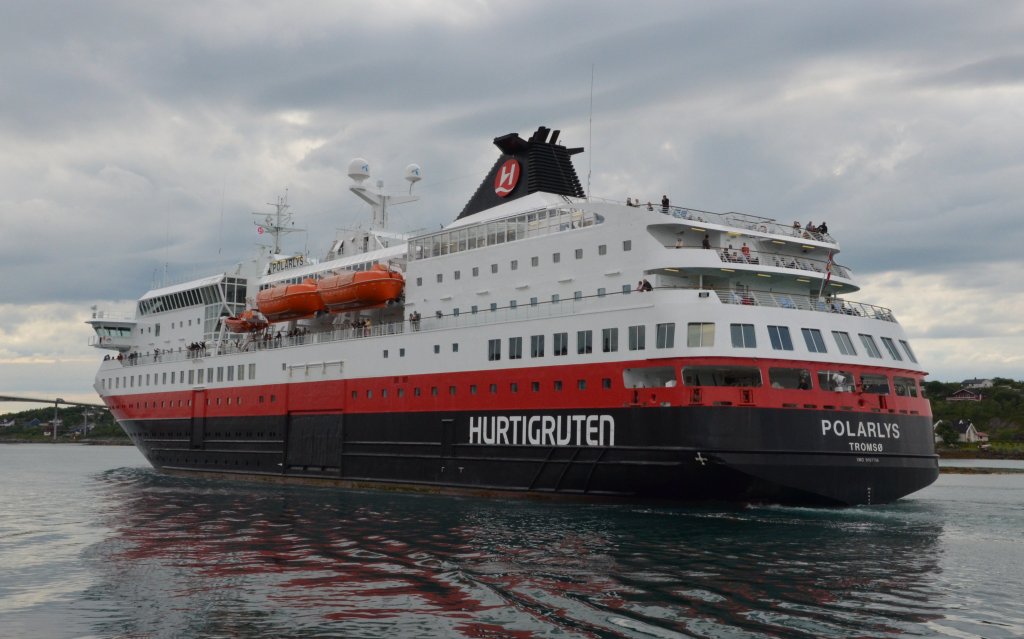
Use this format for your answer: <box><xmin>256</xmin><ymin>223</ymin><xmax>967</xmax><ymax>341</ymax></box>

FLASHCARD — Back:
<box><xmin>317</xmin><ymin>264</ymin><xmax>405</xmax><ymax>312</ymax></box>
<box><xmin>256</xmin><ymin>279</ymin><xmax>325</xmax><ymax>323</ymax></box>
<box><xmin>224</xmin><ymin>309</ymin><xmax>269</xmax><ymax>333</ymax></box>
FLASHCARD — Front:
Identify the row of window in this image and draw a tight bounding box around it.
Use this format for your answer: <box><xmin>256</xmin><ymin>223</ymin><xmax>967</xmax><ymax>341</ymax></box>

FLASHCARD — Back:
<box><xmin>103</xmin><ymin>363</ymin><xmax>258</xmax><ymax>391</ymax></box>
<box><xmin>477</xmin><ymin>323</ymin><xmax>917</xmax><ymax>363</ymax></box>
<box><xmin>416</xmin><ymin>241</ymin><xmax>631</xmax><ymax>287</ymax></box>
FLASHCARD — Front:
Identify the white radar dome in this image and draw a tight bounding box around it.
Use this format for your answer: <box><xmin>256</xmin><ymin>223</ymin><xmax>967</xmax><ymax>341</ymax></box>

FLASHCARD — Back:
<box><xmin>347</xmin><ymin>158</ymin><xmax>371</xmax><ymax>184</ymax></box>
<box><xmin>404</xmin><ymin>163</ymin><xmax>422</xmax><ymax>185</ymax></box>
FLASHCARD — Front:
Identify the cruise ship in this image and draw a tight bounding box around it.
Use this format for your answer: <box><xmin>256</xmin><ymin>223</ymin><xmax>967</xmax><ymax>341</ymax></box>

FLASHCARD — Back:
<box><xmin>87</xmin><ymin>126</ymin><xmax>938</xmax><ymax>506</ymax></box>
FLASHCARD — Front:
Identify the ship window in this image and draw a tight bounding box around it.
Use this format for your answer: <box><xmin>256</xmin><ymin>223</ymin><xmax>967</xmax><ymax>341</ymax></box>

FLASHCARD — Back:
<box><xmin>530</xmin><ymin>296</ymin><xmax>538</xmax><ymax>306</ymax></box>
<box><xmin>832</xmin><ymin>331</ymin><xmax>857</xmax><ymax>356</ymax></box>
<box><xmin>470</xmin><ymin>385</ymin><xmax>477</xmax><ymax>395</ymax></box>
<box><xmin>511</xmin><ymin>260</ymin><xmax>518</xmax><ymax>270</ymax></box>
<box><xmin>683</xmin><ymin>366</ymin><xmax>761</xmax><ymax>387</ymax></box>
<box><xmin>509</xmin><ymin>300</ymin><xmax>517</xmax><ymax>309</ymax></box>
<box><xmin>471</xmin><ymin>305</ymin><xmax>478</xmax><ymax>314</ymax></box>
<box><xmin>602</xmin><ymin>378</ymin><xmax>612</xmax><ymax>389</ymax></box>
<box><xmin>577</xmin><ymin>330</ymin><xmax>592</xmax><ymax>354</ymax></box>
<box><xmin>400</xmin><ymin>348</ymin><xmax>405</xmax><ymax>357</ymax></box>
<box><xmin>188</xmin><ymin>370</ymin><xmax>194</xmax><ymax>384</ymax></box>
<box><xmin>553</xmin><ymin>252</ymin><xmax>560</xmax><ymax>263</ymax></box>
<box><xmin>491</xmin><ymin>263</ymin><xmax>498</xmax><ymax>274</ymax></box>
<box><xmin>488</xmin><ymin>339</ymin><xmax>501</xmax><ymax>361</ymax></box>
<box><xmin>366</xmin><ymin>390</ymin><xmax>373</xmax><ymax>398</ymax></box>
<box><xmin>622</xmin><ymin>284</ymin><xmax>632</xmax><ymax>294</ymax></box>
<box><xmin>578</xmin><ymin>379</ymin><xmax>586</xmax><ymax>390</ymax></box>
<box><xmin>237</xmin><ymin>365</ymin><xmax>244</xmax><ymax>381</ymax></box>
<box><xmin>599</xmin><ymin>244</ymin><xmax>607</xmax><ymax>255</ymax></box>
<box><xmin>767</xmin><ymin>325</ymin><xmax>794</xmax><ymax>351</ymax></box>
<box><xmin>217</xmin><ymin>367</ymin><xmax>224</xmax><ymax>382</ymax></box>
<box><xmin>473</xmin><ymin>267</ymin><xmax>479</xmax><ymax>277</ymax></box>
<box><xmin>574</xmin><ymin>290</ymin><xmax>582</xmax><ymax>300</ymax></box>
<box><xmin>531</xmin><ymin>335</ymin><xmax>545</xmax><ymax>357</ymax></box>
<box><xmin>603</xmin><ymin>328</ymin><xmax>618</xmax><ymax>352</ymax></box>
<box><xmin>531</xmin><ymin>256</ymin><xmax>539</xmax><ymax>267</ymax></box>
<box><xmin>899</xmin><ymin>339</ymin><xmax>918</xmax><ymax>363</ymax></box>
<box><xmin>817</xmin><ymin>370</ymin><xmax>855</xmax><ymax>392</ymax></box>
<box><xmin>437</xmin><ymin>273</ymin><xmax>443</xmax><ymax>283</ymax></box>
<box><xmin>554</xmin><ymin>332</ymin><xmax>568</xmax><ymax>356</ymax></box>
<box><xmin>532</xmin><ymin>381</ymin><xmax>540</xmax><ymax>392</ymax></box>
<box><xmin>687</xmin><ymin>323</ymin><xmax>714</xmax><ymax>347</ymax></box>
<box><xmin>861</xmin><ymin>373</ymin><xmax>891</xmax><ymax>394</ymax></box>
<box><xmin>226</xmin><ymin>367</ymin><xmax>233</xmax><ymax>382</ymax></box>
<box><xmin>510</xmin><ymin>382</ymin><xmax>518</xmax><ymax>393</ymax></box>
<box><xmin>197</xmin><ymin>369</ymin><xmax>204</xmax><ymax>384</ymax></box>
<box><xmin>769</xmin><ymin>367</ymin><xmax>812</xmax><ymax>390</ymax></box>
<box><xmin>623</xmin><ymin>240</ymin><xmax>632</xmax><ymax>251</ymax></box>
<box><xmin>351</xmin><ymin>390</ymin><xmax>358</xmax><ymax>399</ymax></box>
<box><xmin>454</xmin><ymin>270</ymin><xmax>461</xmax><ymax>280</ymax></box>
<box><xmin>597</xmin><ymin>287</ymin><xmax>606</xmax><ymax>297</ymax></box>
<box><xmin>249</xmin><ymin>363</ymin><xmax>256</xmax><ymax>379</ymax></box>
<box><xmin>880</xmin><ymin>337</ymin><xmax>902</xmax><ymax>360</ymax></box>
<box><xmin>414</xmin><ymin>388</ymin><xmax>421</xmax><ymax>397</ymax></box>
<box><xmin>382</xmin><ymin>389</ymin><xmax>389</xmax><ymax>398</ymax></box>
<box><xmin>626</xmin><ymin>366</ymin><xmax>678</xmax><ymax>388</ymax></box>
<box><xmin>575</xmin><ymin>248</ymin><xmax>583</xmax><ymax>259</ymax></box>
<box><xmin>452</xmin><ymin>343</ymin><xmax>459</xmax><ymax>353</ymax></box>
<box><xmin>893</xmin><ymin>376</ymin><xmax>916</xmax><ymax>397</ymax></box>
<box><xmin>656</xmin><ymin>323</ymin><xmax>676</xmax><ymax>349</ymax></box>
<box><xmin>859</xmin><ymin>334</ymin><xmax>882</xmax><ymax>358</ymax></box>
<box><xmin>383</xmin><ymin>350</ymin><xmax>389</xmax><ymax>358</ymax></box>
<box><xmin>453</xmin><ymin>308</ymin><xmax>459</xmax><ymax>316</ymax></box>
<box><xmin>554</xmin><ymin>380</ymin><xmax>563</xmax><ymax>391</ymax></box>
<box><xmin>801</xmin><ymin>328</ymin><xmax>827</xmax><ymax>353</ymax></box>
<box><xmin>270</xmin><ymin>394</ymin><xmax>276</xmax><ymax>403</ymax></box>
<box><xmin>434</xmin><ymin>345</ymin><xmax>440</xmax><ymax>354</ymax></box>
<box><xmin>509</xmin><ymin>337</ymin><xmax>522</xmax><ymax>360</ymax></box>
<box><xmin>551</xmin><ymin>294</ymin><xmax>559</xmax><ymax>304</ymax></box>
<box><xmin>489</xmin><ymin>384</ymin><xmax>497</xmax><ymax>394</ymax></box>
<box><xmin>629</xmin><ymin>325</ymin><xmax>646</xmax><ymax>350</ymax></box>
<box><xmin>490</xmin><ymin>303</ymin><xmax>497</xmax><ymax>312</ymax></box>
<box><xmin>431</xmin><ymin>386</ymin><xmax>438</xmax><ymax>396</ymax></box>
<box><xmin>416</xmin><ymin>277</ymin><xmax>422</xmax><ymax>286</ymax></box>
<box><xmin>730</xmin><ymin>323</ymin><xmax>756</xmax><ymax>348</ymax></box>
<box><xmin>449</xmin><ymin>385</ymin><xmax>456</xmax><ymax>396</ymax></box>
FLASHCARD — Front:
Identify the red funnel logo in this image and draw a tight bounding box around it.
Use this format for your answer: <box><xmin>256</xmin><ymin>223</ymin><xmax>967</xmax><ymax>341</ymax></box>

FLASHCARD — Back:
<box><xmin>494</xmin><ymin>159</ymin><xmax>520</xmax><ymax>197</ymax></box>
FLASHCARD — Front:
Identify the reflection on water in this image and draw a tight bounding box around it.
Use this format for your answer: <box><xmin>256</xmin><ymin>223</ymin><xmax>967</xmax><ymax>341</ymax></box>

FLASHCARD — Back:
<box><xmin>79</xmin><ymin>468</ymin><xmax>957</xmax><ymax>638</ymax></box>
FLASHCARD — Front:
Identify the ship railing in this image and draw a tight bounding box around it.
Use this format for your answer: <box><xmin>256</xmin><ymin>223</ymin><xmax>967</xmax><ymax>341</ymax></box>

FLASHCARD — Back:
<box><xmin>712</xmin><ymin>247</ymin><xmax>851</xmax><ymax>279</ymax></box>
<box><xmin>713</xmin><ymin>289</ymin><xmax>896</xmax><ymax>322</ymax></box>
<box><xmin>660</xmin><ymin>205</ymin><xmax>836</xmax><ymax>243</ymax></box>
<box><xmin>88</xmin><ymin>309</ymin><xmax>135</xmax><ymax>322</ymax></box>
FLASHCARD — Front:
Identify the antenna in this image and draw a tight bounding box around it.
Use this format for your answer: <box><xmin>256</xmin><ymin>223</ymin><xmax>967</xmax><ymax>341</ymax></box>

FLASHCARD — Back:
<box><xmin>587</xmin><ymin>64</ymin><xmax>594</xmax><ymax>201</ymax></box>
<box><xmin>252</xmin><ymin>189</ymin><xmax>303</xmax><ymax>254</ymax></box>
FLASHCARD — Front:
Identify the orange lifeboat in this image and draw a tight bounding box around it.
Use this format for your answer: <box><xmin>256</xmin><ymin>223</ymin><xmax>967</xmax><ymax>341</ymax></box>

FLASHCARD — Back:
<box><xmin>224</xmin><ymin>309</ymin><xmax>269</xmax><ymax>333</ymax></box>
<box><xmin>256</xmin><ymin>279</ymin><xmax>325</xmax><ymax>323</ymax></box>
<box><xmin>317</xmin><ymin>264</ymin><xmax>404</xmax><ymax>312</ymax></box>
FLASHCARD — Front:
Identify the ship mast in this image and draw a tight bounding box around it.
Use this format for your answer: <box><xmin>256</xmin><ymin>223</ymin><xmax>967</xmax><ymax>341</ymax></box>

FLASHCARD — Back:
<box><xmin>253</xmin><ymin>191</ymin><xmax>303</xmax><ymax>254</ymax></box>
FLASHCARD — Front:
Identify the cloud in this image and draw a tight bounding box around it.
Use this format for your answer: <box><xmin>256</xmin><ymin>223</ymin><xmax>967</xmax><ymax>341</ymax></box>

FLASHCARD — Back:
<box><xmin>0</xmin><ymin>0</ymin><xmax>1022</xmax><ymax>412</ymax></box>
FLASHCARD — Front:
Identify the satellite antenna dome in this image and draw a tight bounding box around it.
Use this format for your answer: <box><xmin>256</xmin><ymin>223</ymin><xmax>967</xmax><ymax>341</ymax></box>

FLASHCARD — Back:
<box><xmin>404</xmin><ymin>163</ymin><xmax>422</xmax><ymax>185</ymax></box>
<box><xmin>348</xmin><ymin>158</ymin><xmax>371</xmax><ymax>184</ymax></box>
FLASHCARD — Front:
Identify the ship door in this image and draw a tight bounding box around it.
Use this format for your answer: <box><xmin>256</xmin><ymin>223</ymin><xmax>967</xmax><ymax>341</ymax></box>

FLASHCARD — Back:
<box><xmin>190</xmin><ymin>389</ymin><xmax>207</xmax><ymax>449</ymax></box>
<box><xmin>284</xmin><ymin>412</ymin><xmax>344</xmax><ymax>476</ymax></box>
<box><xmin>441</xmin><ymin>418</ymin><xmax>455</xmax><ymax>458</ymax></box>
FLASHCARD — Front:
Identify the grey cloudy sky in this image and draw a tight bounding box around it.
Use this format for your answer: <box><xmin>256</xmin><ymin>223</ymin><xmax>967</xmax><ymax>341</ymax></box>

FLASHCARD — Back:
<box><xmin>2</xmin><ymin>0</ymin><xmax>1022</xmax><ymax>411</ymax></box>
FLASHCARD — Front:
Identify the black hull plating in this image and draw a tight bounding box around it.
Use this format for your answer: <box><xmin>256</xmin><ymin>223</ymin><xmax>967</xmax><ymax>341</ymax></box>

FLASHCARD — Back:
<box><xmin>119</xmin><ymin>407</ymin><xmax>939</xmax><ymax>506</ymax></box>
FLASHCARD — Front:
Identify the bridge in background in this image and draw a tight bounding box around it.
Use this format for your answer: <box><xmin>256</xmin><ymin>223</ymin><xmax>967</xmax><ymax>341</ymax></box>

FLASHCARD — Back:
<box><xmin>0</xmin><ymin>395</ymin><xmax>107</xmax><ymax>409</ymax></box>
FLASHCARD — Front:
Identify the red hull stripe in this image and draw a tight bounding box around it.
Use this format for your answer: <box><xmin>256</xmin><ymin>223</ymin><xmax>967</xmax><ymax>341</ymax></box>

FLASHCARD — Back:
<box><xmin>104</xmin><ymin>357</ymin><xmax>931</xmax><ymax>422</ymax></box>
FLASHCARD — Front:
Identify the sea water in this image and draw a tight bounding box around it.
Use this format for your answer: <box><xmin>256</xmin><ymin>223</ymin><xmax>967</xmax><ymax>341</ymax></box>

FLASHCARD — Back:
<box><xmin>1</xmin><ymin>444</ymin><xmax>1021</xmax><ymax>638</ymax></box>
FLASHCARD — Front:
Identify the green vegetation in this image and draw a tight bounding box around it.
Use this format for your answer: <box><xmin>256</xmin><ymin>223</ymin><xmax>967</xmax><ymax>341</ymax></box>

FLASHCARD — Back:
<box><xmin>926</xmin><ymin>377</ymin><xmax>1024</xmax><ymax>443</ymax></box>
<box><xmin>0</xmin><ymin>405</ymin><xmax>127</xmax><ymax>443</ymax></box>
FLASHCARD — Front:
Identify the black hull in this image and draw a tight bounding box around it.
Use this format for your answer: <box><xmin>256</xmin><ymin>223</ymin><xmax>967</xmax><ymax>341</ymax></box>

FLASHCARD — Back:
<box><xmin>120</xmin><ymin>406</ymin><xmax>938</xmax><ymax>506</ymax></box>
